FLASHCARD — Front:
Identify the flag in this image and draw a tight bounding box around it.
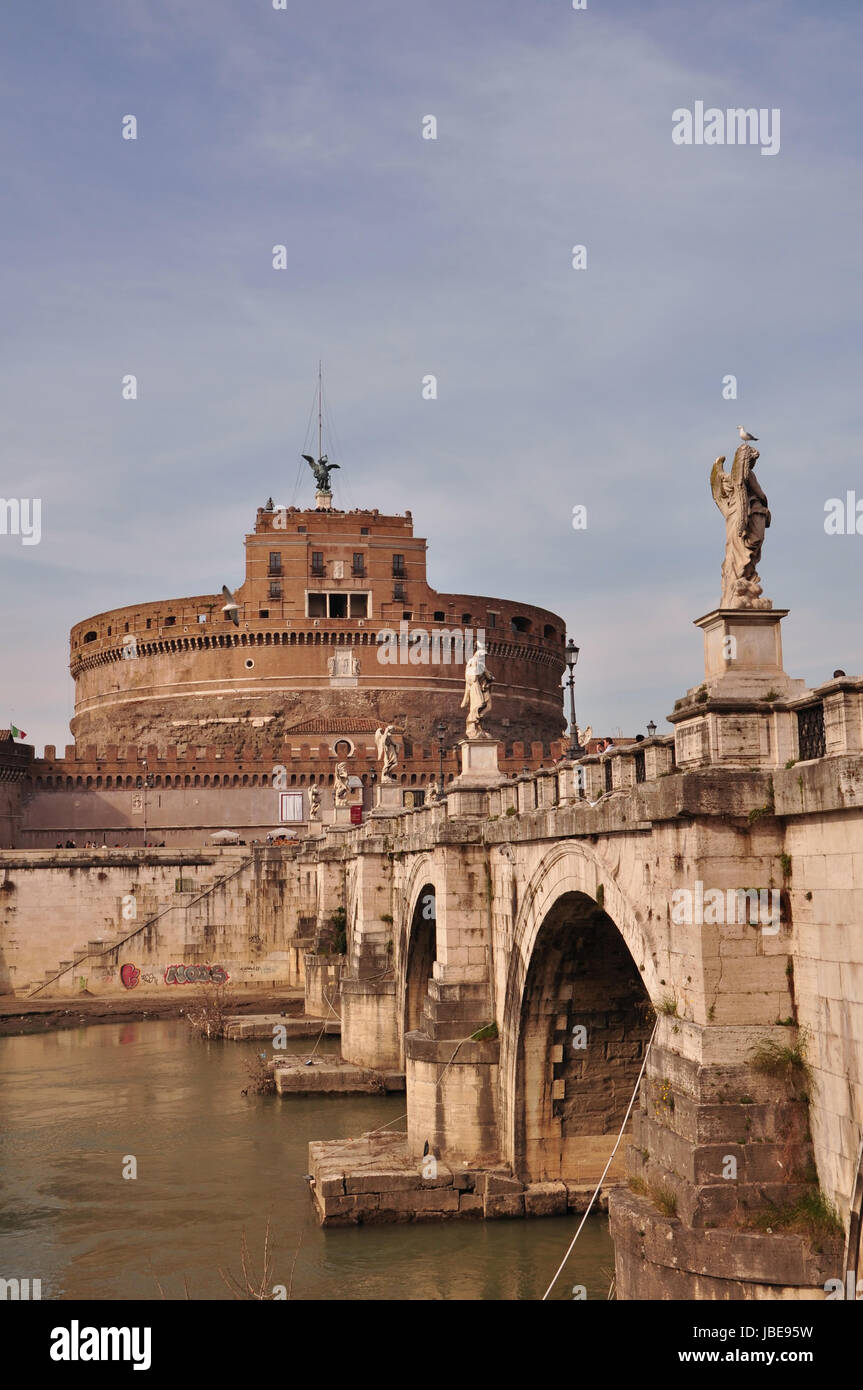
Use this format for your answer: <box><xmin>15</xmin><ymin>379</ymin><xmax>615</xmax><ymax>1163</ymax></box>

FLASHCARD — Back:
<box><xmin>10</xmin><ymin>725</ymin><xmax>27</xmax><ymax>740</ymax></box>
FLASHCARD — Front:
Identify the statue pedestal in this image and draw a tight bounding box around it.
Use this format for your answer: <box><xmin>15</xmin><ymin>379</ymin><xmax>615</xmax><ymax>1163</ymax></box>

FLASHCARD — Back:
<box><xmin>369</xmin><ymin>784</ymin><xmax>404</xmax><ymax>818</ymax></box>
<box><xmin>695</xmin><ymin>608</ymin><xmax>805</xmax><ymax>702</ymax></box>
<box><xmin>332</xmin><ymin>805</ymin><xmax>354</xmax><ymax>826</ymax></box>
<box><xmin>315</xmin><ymin>490</ymin><xmax>333</xmax><ymax>511</ymax></box>
<box><xmin>453</xmin><ymin>738</ymin><xmax>505</xmax><ymax>785</ymax></box>
<box><xmin>669</xmin><ymin>607</ymin><xmax>808</xmax><ymax>769</ymax></box>
<box><xmin>446</xmin><ymin>740</ymin><xmax>507</xmax><ymax>812</ymax></box>
<box><xmin>306</xmin><ymin>821</ymin><xmax>325</xmax><ymax>839</ymax></box>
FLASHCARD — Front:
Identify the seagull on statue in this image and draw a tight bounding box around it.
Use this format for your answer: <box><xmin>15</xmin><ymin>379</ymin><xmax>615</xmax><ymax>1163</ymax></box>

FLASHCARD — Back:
<box><xmin>737</xmin><ymin>426</ymin><xmax>758</xmax><ymax>442</ymax></box>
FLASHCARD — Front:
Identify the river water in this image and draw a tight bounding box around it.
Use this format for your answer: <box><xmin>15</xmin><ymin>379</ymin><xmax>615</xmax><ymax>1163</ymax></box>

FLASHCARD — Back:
<box><xmin>0</xmin><ymin>1020</ymin><xmax>613</xmax><ymax>1301</ymax></box>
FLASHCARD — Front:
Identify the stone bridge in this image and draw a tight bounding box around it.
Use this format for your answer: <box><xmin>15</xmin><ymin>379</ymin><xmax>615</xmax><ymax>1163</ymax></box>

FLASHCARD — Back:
<box><xmin>316</xmin><ymin>604</ymin><xmax>863</xmax><ymax>1299</ymax></box>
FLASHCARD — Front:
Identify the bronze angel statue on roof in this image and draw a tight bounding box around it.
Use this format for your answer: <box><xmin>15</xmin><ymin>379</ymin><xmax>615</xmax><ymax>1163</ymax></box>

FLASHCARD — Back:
<box><xmin>302</xmin><ymin>453</ymin><xmax>340</xmax><ymax>493</ymax></box>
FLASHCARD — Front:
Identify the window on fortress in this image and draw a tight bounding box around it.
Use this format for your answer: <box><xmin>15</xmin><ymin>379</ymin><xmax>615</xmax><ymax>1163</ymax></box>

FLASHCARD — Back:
<box><xmin>352</xmin><ymin>553</ymin><xmax>365</xmax><ymax>576</ymax></box>
<box><xmin>511</xmin><ymin>615</ymin><xmax>531</xmax><ymax>634</ymax></box>
<box><xmin>433</xmin><ymin>611</ymin><xmax>445</xmax><ymax>622</ymax></box>
<box><xmin>392</xmin><ymin>554</ymin><xmax>405</xmax><ymax>577</ymax></box>
<box><xmin>360</xmin><ymin>527</ymin><xmax>369</xmax><ymax>535</ymax></box>
<box><xmin>487</xmin><ymin>612</ymin><xmax>497</xmax><ymax>628</ymax></box>
<box><xmin>349</xmin><ymin>594</ymin><xmax>368</xmax><ymax>618</ymax></box>
<box><xmin>307</xmin><ymin>593</ymin><xmax>326</xmax><ymax>618</ymax></box>
<box><xmin>311</xmin><ymin>551</ymin><xmax>324</xmax><ymax>575</ymax></box>
<box><xmin>269</xmin><ymin>582</ymin><xmax>281</xmax><ymax>599</ymax></box>
<box><xmin>197</xmin><ymin>614</ymin><xmax>207</xmax><ymax>623</ymax></box>
<box><xmin>544</xmin><ymin>624</ymin><xmax>556</xmax><ymax>639</ymax></box>
<box><xmin>124</xmin><ymin>622</ymin><xmax>129</xmax><ymax>632</ymax></box>
<box><xmin>268</xmin><ymin>552</ymin><xmax>282</xmax><ymax>574</ymax></box>
<box><xmin>461</xmin><ymin>613</ymin><xmax>471</xmax><ymax>624</ymax></box>
<box><xmin>165</xmin><ymin>616</ymin><xmax>176</xmax><ymax>626</ymax></box>
<box><xmin>259</xmin><ymin>609</ymin><xmax>269</xmax><ymax>618</ymax></box>
<box><xmin>146</xmin><ymin>619</ymin><xmax>151</xmax><ymax>629</ymax></box>
<box><xmin>83</xmin><ymin>631</ymin><xmax>97</xmax><ymax>643</ymax></box>
<box><xmin>329</xmin><ymin>594</ymin><xmax>347</xmax><ymax>618</ymax></box>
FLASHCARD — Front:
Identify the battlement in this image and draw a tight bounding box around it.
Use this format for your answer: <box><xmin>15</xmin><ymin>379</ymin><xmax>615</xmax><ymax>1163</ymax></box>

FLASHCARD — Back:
<box><xmin>29</xmin><ymin>738</ymin><xmax>569</xmax><ymax>787</ymax></box>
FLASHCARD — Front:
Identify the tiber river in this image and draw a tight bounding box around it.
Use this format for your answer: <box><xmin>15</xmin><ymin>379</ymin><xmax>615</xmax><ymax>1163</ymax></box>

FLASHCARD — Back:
<box><xmin>0</xmin><ymin>1021</ymin><xmax>612</xmax><ymax>1301</ymax></box>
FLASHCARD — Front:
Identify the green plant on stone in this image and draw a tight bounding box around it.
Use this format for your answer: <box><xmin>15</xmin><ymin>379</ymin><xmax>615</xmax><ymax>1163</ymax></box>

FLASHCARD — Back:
<box><xmin>749</xmin><ymin>1028</ymin><xmax>812</xmax><ymax>1089</ymax></box>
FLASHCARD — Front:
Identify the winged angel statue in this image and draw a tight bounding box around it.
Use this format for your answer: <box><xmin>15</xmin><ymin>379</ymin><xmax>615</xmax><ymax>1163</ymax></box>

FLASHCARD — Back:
<box><xmin>710</xmin><ymin>444</ymin><xmax>772</xmax><ymax>609</ymax></box>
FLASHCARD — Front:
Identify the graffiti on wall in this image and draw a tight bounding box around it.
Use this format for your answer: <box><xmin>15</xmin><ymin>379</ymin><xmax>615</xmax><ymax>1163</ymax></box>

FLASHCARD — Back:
<box><xmin>120</xmin><ymin>962</ymin><xmax>230</xmax><ymax>987</ymax></box>
<box><xmin>164</xmin><ymin>964</ymin><xmax>230</xmax><ymax>985</ymax></box>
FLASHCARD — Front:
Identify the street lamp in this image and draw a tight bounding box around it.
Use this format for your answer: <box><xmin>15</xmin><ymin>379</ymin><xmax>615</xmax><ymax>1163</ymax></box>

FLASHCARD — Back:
<box><xmin>647</xmin><ymin>720</ymin><xmax>657</xmax><ymax>738</ymax></box>
<box><xmin>564</xmin><ymin>640</ymin><xmax>583</xmax><ymax>759</ymax></box>
<box><xmin>436</xmin><ymin>721</ymin><xmax>447</xmax><ymax>795</ymax></box>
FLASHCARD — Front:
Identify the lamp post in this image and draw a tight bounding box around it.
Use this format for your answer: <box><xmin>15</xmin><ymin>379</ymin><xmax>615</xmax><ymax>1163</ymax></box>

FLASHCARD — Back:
<box><xmin>647</xmin><ymin>720</ymin><xmax>657</xmax><ymax>738</ymax></box>
<box><xmin>436</xmin><ymin>721</ymin><xmax>446</xmax><ymax>796</ymax></box>
<box><xmin>564</xmin><ymin>640</ymin><xmax>583</xmax><ymax>759</ymax></box>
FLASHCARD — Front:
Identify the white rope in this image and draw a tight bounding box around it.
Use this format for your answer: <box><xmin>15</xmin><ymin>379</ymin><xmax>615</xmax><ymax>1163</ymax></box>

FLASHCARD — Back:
<box><xmin>541</xmin><ymin>1018</ymin><xmax>658</xmax><ymax>1301</ymax></box>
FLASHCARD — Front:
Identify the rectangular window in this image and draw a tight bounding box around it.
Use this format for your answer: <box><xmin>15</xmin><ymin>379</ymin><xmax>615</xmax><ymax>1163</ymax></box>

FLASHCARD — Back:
<box><xmin>279</xmin><ymin>791</ymin><xmax>303</xmax><ymax>823</ymax></box>
<box><xmin>146</xmin><ymin>618</ymin><xmax>151</xmax><ymax>629</ymax></box>
<box><xmin>269</xmin><ymin>581</ymin><xmax>282</xmax><ymax>598</ymax></box>
<box><xmin>349</xmin><ymin>594</ymin><xmax>368</xmax><ymax>618</ymax></box>
<box><xmin>268</xmin><ymin>551</ymin><xmax>282</xmax><ymax>574</ymax></box>
<box><xmin>197</xmin><ymin>613</ymin><xmax>207</xmax><ymax>624</ymax></box>
<box><xmin>329</xmin><ymin>593</ymin><xmax>348</xmax><ymax>618</ymax></box>
<box><xmin>297</xmin><ymin>526</ymin><xmax>307</xmax><ymax>533</ymax></box>
<box><xmin>487</xmin><ymin>611</ymin><xmax>498</xmax><ymax>629</ymax></box>
<box><xmin>164</xmin><ymin>616</ymin><xmax>176</xmax><ymax>626</ymax></box>
<box><xmin>394</xmin><ymin>581</ymin><xmax>405</xmax><ymax>600</ymax></box>
<box><xmin>392</xmin><ymin>554</ymin><xmax>405</xmax><ymax>577</ymax></box>
<box><xmin>259</xmin><ymin>608</ymin><xmax>269</xmax><ymax>618</ymax></box>
<box><xmin>352</xmin><ymin>553</ymin><xmax>365</xmax><ymax>575</ymax></box>
<box><xmin>360</xmin><ymin>526</ymin><xmax>369</xmax><ymax>535</ymax></box>
<box><xmin>307</xmin><ymin>593</ymin><xmax>327</xmax><ymax>617</ymax></box>
<box><xmin>311</xmin><ymin>551</ymin><xmax>324</xmax><ymax>576</ymax></box>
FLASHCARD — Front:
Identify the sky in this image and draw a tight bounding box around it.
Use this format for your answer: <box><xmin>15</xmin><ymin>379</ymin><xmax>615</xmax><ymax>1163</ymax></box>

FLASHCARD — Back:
<box><xmin>2</xmin><ymin>0</ymin><xmax>862</xmax><ymax>750</ymax></box>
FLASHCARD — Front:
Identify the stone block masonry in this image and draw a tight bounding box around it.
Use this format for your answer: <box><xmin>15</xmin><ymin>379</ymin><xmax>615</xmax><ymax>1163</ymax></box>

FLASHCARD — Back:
<box><xmin>307</xmin><ymin>1132</ymin><xmax>620</xmax><ymax>1224</ymax></box>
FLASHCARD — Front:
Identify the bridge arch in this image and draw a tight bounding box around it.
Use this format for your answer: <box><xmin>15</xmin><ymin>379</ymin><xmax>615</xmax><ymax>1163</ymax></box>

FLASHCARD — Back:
<box><xmin>500</xmin><ymin>841</ymin><xmax>660</xmax><ymax>1179</ymax></box>
<box><xmin>399</xmin><ymin>855</ymin><xmax>444</xmax><ymax>1052</ymax></box>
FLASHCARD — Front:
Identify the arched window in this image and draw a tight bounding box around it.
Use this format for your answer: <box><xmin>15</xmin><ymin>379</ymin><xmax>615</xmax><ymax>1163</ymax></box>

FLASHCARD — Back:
<box><xmin>83</xmin><ymin>630</ymin><xmax>98</xmax><ymax>643</ymax></box>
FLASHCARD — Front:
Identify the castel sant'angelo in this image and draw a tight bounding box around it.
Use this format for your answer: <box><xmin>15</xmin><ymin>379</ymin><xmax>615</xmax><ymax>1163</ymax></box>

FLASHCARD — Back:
<box><xmin>2</xmin><ymin>461</ymin><xmax>570</xmax><ymax>846</ymax></box>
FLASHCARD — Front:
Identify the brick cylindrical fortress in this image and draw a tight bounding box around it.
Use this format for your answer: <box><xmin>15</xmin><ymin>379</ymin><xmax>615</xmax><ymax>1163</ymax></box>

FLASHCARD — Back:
<box><xmin>69</xmin><ymin>503</ymin><xmax>567</xmax><ymax>753</ymax></box>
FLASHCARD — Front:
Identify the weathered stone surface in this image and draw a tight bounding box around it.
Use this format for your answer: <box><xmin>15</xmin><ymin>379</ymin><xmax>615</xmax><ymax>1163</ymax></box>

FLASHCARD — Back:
<box><xmin>377</xmin><ymin>1188</ymin><xmax>459</xmax><ymax>1214</ymax></box>
<box><xmin>483</xmin><ymin>1193</ymin><xmax>525</xmax><ymax>1219</ymax></box>
<box><xmin>524</xmin><ymin>1182</ymin><xmax>568</xmax><ymax>1217</ymax></box>
<box><xmin>475</xmin><ymin>1172</ymin><xmax>523</xmax><ymax>1197</ymax></box>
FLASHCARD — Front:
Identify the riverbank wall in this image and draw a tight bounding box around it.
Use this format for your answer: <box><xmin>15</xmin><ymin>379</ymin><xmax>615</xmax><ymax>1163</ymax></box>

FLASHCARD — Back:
<box><xmin>0</xmin><ymin>846</ymin><xmax>330</xmax><ymax>998</ymax></box>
